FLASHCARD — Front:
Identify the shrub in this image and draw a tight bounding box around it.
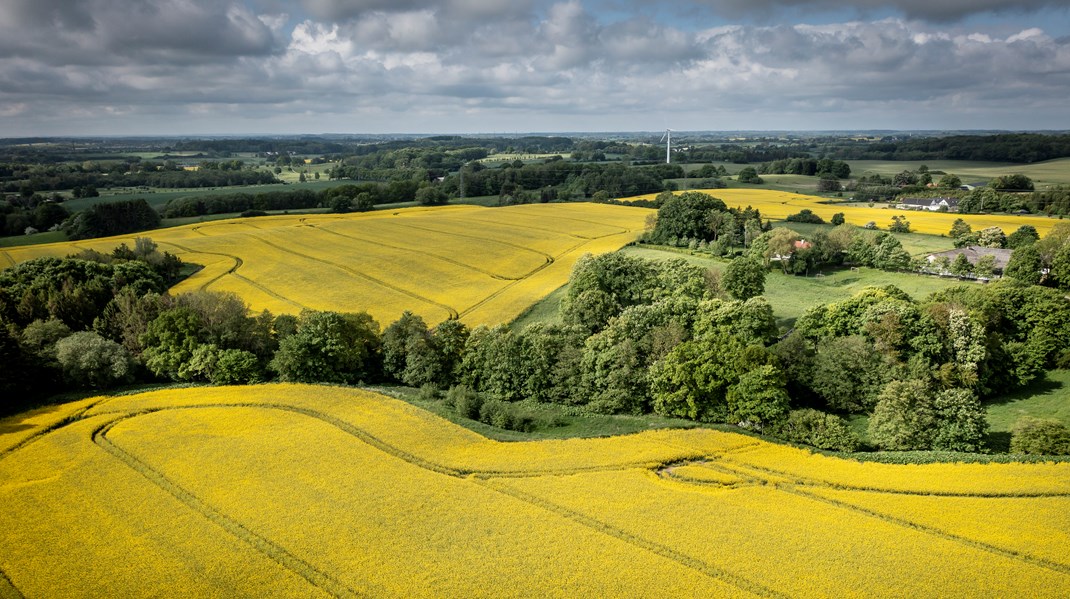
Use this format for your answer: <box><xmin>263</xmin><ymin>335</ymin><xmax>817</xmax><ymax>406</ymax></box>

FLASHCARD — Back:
<box><xmin>240</xmin><ymin>210</ymin><xmax>268</xmax><ymax>218</ymax></box>
<box><xmin>773</xmin><ymin>409</ymin><xmax>861</xmax><ymax>452</ymax></box>
<box><xmin>1010</xmin><ymin>417</ymin><xmax>1070</xmax><ymax>455</ymax></box>
<box><xmin>451</xmin><ymin>385</ymin><xmax>484</xmax><ymax>419</ymax></box>
<box><xmin>479</xmin><ymin>399</ymin><xmax>513</xmax><ymax>430</ymax></box>
<box><xmin>55</xmin><ymin>331</ymin><xmax>134</xmax><ymax>389</ymax></box>
<box><xmin>416</xmin><ymin>383</ymin><xmax>440</xmax><ymax>401</ymax></box>
<box><xmin>785</xmin><ymin>209</ymin><xmax>825</xmax><ymax>224</ymax></box>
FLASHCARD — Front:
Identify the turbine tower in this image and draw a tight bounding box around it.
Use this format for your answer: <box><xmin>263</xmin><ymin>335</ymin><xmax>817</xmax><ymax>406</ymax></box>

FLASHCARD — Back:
<box><xmin>659</xmin><ymin>129</ymin><xmax>673</xmax><ymax>164</ymax></box>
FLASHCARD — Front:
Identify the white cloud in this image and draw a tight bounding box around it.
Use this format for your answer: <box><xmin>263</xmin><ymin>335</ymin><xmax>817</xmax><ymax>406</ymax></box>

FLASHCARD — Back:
<box><xmin>0</xmin><ymin>1</ymin><xmax>1068</xmax><ymax>134</ymax></box>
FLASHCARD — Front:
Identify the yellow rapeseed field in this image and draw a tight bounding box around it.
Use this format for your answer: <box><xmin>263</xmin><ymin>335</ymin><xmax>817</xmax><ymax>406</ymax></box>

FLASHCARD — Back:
<box><xmin>1</xmin><ymin>384</ymin><xmax>1067</xmax><ymax>597</ymax></box>
<box><xmin>0</xmin><ymin>203</ymin><xmax>651</xmax><ymax>327</ymax></box>
<box><xmin>625</xmin><ymin>188</ymin><xmax>1063</xmax><ymax>237</ymax></box>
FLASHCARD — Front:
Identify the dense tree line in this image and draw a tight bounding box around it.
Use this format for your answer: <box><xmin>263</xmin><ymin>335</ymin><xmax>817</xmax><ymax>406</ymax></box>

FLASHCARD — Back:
<box><xmin>825</xmin><ymin>134</ymin><xmax>1070</xmax><ymax>163</ymax></box>
<box><xmin>63</xmin><ymin>199</ymin><xmax>161</xmax><ymax>240</ymax></box>
<box><xmin>157</xmin><ymin>180</ymin><xmax>436</xmax><ymax>218</ymax></box>
<box><xmin>442</xmin><ymin>161</ymin><xmax>679</xmax><ymax>200</ymax></box>
<box><xmin>757</xmin><ymin>158</ymin><xmax>851</xmax><ymax>179</ymax></box>
<box><xmin>2</xmin><ymin>161</ymin><xmax>278</xmax><ymax>194</ymax></box>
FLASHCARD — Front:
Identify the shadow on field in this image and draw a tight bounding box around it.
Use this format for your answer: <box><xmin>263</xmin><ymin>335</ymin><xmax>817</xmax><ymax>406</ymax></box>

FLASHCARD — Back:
<box><xmin>0</xmin><ymin>404</ymin><xmax>63</xmax><ymax>435</ymax></box>
<box><xmin>986</xmin><ymin>431</ymin><xmax>1012</xmax><ymax>453</ymax></box>
<box><xmin>984</xmin><ymin>376</ymin><xmax>1063</xmax><ymax>408</ymax></box>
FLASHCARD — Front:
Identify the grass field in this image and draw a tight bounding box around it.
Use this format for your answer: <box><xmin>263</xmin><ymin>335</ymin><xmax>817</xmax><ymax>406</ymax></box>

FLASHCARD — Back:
<box><xmin>986</xmin><ymin>370</ymin><xmax>1070</xmax><ymax>433</ymax></box>
<box><xmin>0</xmin><ymin>203</ymin><xmax>651</xmax><ymax>327</ymax></box>
<box><xmin>512</xmin><ymin>245</ymin><xmax>965</xmax><ymax>330</ymax></box>
<box><xmin>624</xmin><ymin>188</ymin><xmax>1066</xmax><ymax>238</ymax></box>
<box><xmin>0</xmin><ymin>384</ymin><xmax>1066</xmax><ymax>597</ymax></box>
<box><xmin>847</xmin><ymin>158</ymin><xmax>1070</xmax><ymax>187</ymax></box>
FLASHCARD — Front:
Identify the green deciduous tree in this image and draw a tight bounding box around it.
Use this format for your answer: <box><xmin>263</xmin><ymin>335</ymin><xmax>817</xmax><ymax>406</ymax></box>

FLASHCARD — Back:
<box><xmin>1004</xmin><ymin>245</ymin><xmax>1043</xmax><ymax>285</ymax></box>
<box><xmin>55</xmin><ymin>331</ymin><xmax>134</xmax><ymax>389</ymax></box>
<box><xmin>977</xmin><ymin>226</ymin><xmax>1007</xmax><ymax>249</ymax></box>
<box><xmin>888</xmin><ymin>215</ymin><xmax>910</xmax><ymax>233</ymax></box>
<box><xmin>270</xmin><ymin>310</ymin><xmax>380</xmax><ymax>384</ymax></box>
<box><xmin>650</xmin><ymin>333</ymin><xmax>773</xmax><ymax>422</ymax></box>
<box><xmin>722</xmin><ymin>256</ymin><xmax>766</xmax><ymax>300</ymax></box>
<box><xmin>810</xmin><ymin>335</ymin><xmax>889</xmax><ymax>412</ymax></box>
<box><xmin>1006</xmin><ymin>225</ymin><xmax>1039</xmax><ymax>249</ymax></box>
<box><xmin>868</xmin><ymin>379</ymin><xmax>938</xmax><ymax>450</ymax></box>
<box><xmin>725</xmin><ymin>364</ymin><xmax>790</xmax><ymax>430</ymax></box>
<box><xmin>938</xmin><ymin>173</ymin><xmax>962</xmax><ymax>189</ymax></box>
<box><xmin>949</xmin><ymin>219</ymin><xmax>976</xmax><ymax>248</ymax></box>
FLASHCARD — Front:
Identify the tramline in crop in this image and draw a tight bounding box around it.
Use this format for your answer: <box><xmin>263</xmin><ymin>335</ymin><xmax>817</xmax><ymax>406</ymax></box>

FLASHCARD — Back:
<box><xmin>1</xmin><ymin>384</ymin><xmax>1067</xmax><ymax>597</ymax></box>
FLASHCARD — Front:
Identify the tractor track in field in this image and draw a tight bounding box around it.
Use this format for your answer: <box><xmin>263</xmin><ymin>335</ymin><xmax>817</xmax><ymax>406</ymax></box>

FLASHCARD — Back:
<box><xmin>455</xmin><ymin>237</ymin><xmax>594</xmax><ymax>319</ymax></box>
<box><xmin>440</xmin><ymin>215</ymin><xmax>625</xmax><ymax>240</ymax></box>
<box><xmin>159</xmin><ymin>242</ymin><xmax>309</xmax><ymax>311</ymax></box>
<box><xmin>91</xmin><ymin>414</ymin><xmax>367</xmax><ymax>599</ymax></box>
<box><xmin>658</xmin><ymin>460</ymin><xmax>1070</xmax><ymax>577</ymax></box>
<box><xmin>241</xmin><ymin>234</ymin><xmax>460</xmax><ymax>320</ymax></box>
<box><xmin>303</xmin><ymin>224</ymin><xmax>518</xmax><ymax>281</ymax></box>
<box><xmin>8</xmin><ymin>398</ymin><xmax>1068</xmax><ymax>594</ymax></box>
<box><xmin>89</xmin><ymin>403</ymin><xmax>778</xmax><ymax>598</ymax></box>
<box><xmin>388</xmin><ymin>222</ymin><xmax>555</xmax><ymax>263</ymax></box>
<box><xmin>0</xmin><ymin>250</ymin><xmax>15</xmax><ymax>269</ymax></box>
<box><xmin>0</xmin><ymin>565</ymin><xmax>24</xmax><ymax>599</ymax></box>
<box><xmin>472</xmin><ymin>478</ymin><xmax>786</xmax><ymax>599</ymax></box>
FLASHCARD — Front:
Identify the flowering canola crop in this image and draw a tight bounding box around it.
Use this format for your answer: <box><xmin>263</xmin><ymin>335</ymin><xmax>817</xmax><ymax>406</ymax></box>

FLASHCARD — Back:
<box><xmin>625</xmin><ymin>188</ymin><xmax>1064</xmax><ymax>237</ymax></box>
<box><xmin>0</xmin><ymin>203</ymin><xmax>651</xmax><ymax>326</ymax></box>
<box><xmin>1</xmin><ymin>384</ymin><xmax>1067</xmax><ymax>597</ymax></box>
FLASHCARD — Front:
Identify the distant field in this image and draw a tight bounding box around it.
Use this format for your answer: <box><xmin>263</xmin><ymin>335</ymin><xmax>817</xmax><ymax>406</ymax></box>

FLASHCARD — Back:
<box><xmin>847</xmin><ymin>158</ymin><xmax>1070</xmax><ymax>187</ymax></box>
<box><xmin>1</xmin><ymin>384</ymin><xmax>1067</xmax><ymax>596</ymax></box>
<box><xmin>0</xmin><ymin>203</ymin><xmax>650</xmax><ymax>327</ymax></box>
<box><xmin>625</xmin><ymin>188</ymin><xmax>1066</xmax><ymax>237</ymax></box>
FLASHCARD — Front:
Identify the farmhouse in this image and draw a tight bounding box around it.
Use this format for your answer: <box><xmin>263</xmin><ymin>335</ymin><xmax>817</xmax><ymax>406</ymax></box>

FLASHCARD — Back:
<box><xmin>925</xmin><ymin>246</ymin><xmax>1013</xmax><ymax>273</ymax></box>
<box><xmin>895</xmin><ymin>197</ymin><xmax>960</xmax><ymax>212</ymax></box>
<box><xmin>772</xmin><ymin>239</ymin><xmax>813</xmax><ymax>262</ymax></box>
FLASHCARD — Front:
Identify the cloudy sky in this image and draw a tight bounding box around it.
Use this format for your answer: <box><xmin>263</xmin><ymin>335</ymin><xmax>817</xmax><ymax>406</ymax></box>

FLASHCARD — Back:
<box><xmin>1</xmin><ymin>0</ymin><xmax>1068</xmax><ymax>136</ymax></box>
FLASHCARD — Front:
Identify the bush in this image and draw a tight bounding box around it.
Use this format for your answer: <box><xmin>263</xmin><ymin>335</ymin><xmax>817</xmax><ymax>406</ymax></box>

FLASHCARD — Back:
<box><xmin>475</xmin><ymin>398</ymin><xmax>536</xmax><ymax>432</ymax></box>
<box><xmin>773</xmin><ymin>409</ymin><xmax>861</xmax><ymax>452</ymax></box>
<box><xmin>479</xmin><ymin>399</ymin><xmax>513</xmax><ymax>429</ymax></box>
<box><xmin>785</xmin><ymin>209</ymin><xmax>825</xmax><ymax>224</ymax></box>
<box><xmin>451</xmin><ymin>385</ymin><xmax>484</xmax><ymax>419</ymax></box>
<box><xmin>240</xmin><ymin>209</ymin><xmax>268</xmax><ymax>218</ymax></box>
<box><xmin>55</xmin><ymin>331</ymin><xmax>134</xmax><ymax>389</ymax></box>
<box><xmin>1010</xmin><ymin>417</ymin><xmax>1070</xmax><ymax>455</ymax></box>
<box><xmin>416</xmin><ymin>383</ymin><xmax>440</xmax><ymax>401</ymax></box>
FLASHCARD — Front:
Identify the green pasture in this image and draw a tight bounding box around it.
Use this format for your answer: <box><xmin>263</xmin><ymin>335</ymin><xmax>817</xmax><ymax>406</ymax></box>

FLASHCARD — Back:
<box><xmin>846</xmin><ymin>158</ymin><xmax>1070</xmax><ymax>187</ymax></box>
<box><xmin>511</xmin><ymin>244</ymin><xmax>965</xmax><ymax>331</ymax></box>
<box><xmin>985</xmin><ymin>370</ymin><xmax>1070</xmax><ymax>433</ymax></box>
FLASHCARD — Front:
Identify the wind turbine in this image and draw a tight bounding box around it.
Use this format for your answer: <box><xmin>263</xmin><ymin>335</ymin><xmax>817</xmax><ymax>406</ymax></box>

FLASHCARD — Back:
<box><xmin>659</xmin><ymin>129</ymin><xmax>673</xmax><ymax>164</ymax></box>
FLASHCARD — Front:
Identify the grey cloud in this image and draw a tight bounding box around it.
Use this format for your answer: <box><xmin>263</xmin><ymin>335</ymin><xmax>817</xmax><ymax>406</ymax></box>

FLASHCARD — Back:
<box><xmin>1</xmin><ymin>1</ymin><xmax>1069</xmax><ymax>134</ymax></box>
<box><xmin>0</xmin><ymin>0</ymin><xmax>283</xmax><ymax>66</ymax></box>
<box><xmin>687</xmin><ymin>0</ymin><xmax>1066</xmax><ymax>23</ymax></box>
<box><xmin>301</xmin><ymin>0</ymin><xmax>534</xmax><ymax>21</ymax></box>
